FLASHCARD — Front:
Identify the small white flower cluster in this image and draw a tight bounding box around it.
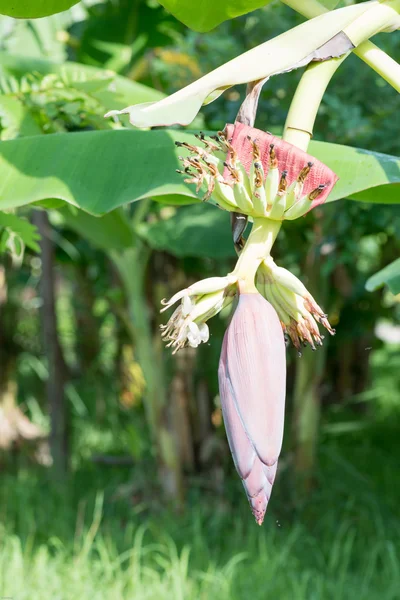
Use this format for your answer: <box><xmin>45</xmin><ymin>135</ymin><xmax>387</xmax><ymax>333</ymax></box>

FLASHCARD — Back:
<box><xmin>257</xmin><ymin>258</ymin><xmax>335</xmax><ymax>353</ymax></box>
<box><xmin>176</xmin><ymin>131</ymin><xmax>327</xmax><ymax>221</ymax></box>
<box><xmin>160</xmin><ymin>276</ymin><xmax>237</xmax><ymax>353</ymax></box>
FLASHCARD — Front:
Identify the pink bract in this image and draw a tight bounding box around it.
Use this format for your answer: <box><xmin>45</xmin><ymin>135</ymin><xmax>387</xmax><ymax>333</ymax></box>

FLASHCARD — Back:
<box><xmin>224</xmin><ymin>122</ymin><xmax>338</xmax><ymax>209</ymax></box>
<box><xmin>218</xmin><ymin>293</ymin><xmax>286</xmax><ymax>525</ymax></box>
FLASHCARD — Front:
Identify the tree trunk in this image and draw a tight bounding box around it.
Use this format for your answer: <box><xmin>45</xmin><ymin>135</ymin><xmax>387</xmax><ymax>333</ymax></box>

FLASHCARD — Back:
<box><xmin>112</xmin><ymin>246</ymin><xmax>185</xmax><ymax>508</ymax></box>
<box><xmin>72</xmin><ymin>264</ymin><xmax>101</xmax><ymax>374</ymax></box>
<box><xmin>0</xmin><ymin>264</ymin><xmax>14</xmax><ymax>402</ymax></box>
<box><xmin>169</xmin><ymin>350</ymin><xmax>195</xmax><ymax>472</ymax></box>
<box><xmin>33</xmin><ymin>211</ymin><xmax>69</xmax><ymax>475</ymax></box>
<box><xmin>0</xmin><ymin>265</ymin><xmax>17</xmax><ymax>462</ymax></box>
<box><xmin>291</xmin><ymin>219</ymin><xmax>329</xmax><ymax>495</ymax></box>
<box><xmin>292</xmin><ymin>342</ymin><xmax>327</xmax><ymax>493</ymax></box>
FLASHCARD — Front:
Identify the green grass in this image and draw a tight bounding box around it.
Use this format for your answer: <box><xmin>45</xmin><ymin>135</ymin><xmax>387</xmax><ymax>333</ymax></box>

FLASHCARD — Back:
<box><xmin>2</xmin><ymin>343</ymin><xmax>399</xmax><ymax>599</ymax></box>
<box><xmin>0</xmin><ymin>460</ymin><xmax>399</xmax><ymax>600</ymax></box>
<box><xmin>0</xmin><ymin>511</ymin><xmax>399</xmax><ymax>600</ymax></box>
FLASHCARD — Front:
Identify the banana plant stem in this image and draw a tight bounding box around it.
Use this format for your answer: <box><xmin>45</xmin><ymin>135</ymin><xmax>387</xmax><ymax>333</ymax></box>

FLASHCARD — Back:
<box><xmin>283</xmin><ymin>0</ymin><xmax>400</xmax><ymax>150</ymax></box>
<box><xmin>283</xmin><ymin>56</ymin><xmax>346</xmax><ymax>150</ymax></box>
<box><xmin>231</xmin><ymin>218</ymin><xmax>282</xmax><ymax>292</ymax></box>
<box><xmin>358</xmin><ymin>41</ymin><xmax>400</xmax><ymax>93</ymax></box>
<box><xmin>344</xmin><ymin>0</ymin><xmax>400</xmax><ymax>46</ymax></box>
<box><xmin>281</xmin><ymin>0</ymin><xmax>400</xmax><ymax>93</ymax></box>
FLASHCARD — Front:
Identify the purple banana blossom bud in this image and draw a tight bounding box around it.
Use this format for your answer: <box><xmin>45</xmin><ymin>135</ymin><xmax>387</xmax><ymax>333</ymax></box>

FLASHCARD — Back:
<box><xmin>218</xmin><ymin>292</ymin><xmax>286</xmax><ymax>525</ymax></box>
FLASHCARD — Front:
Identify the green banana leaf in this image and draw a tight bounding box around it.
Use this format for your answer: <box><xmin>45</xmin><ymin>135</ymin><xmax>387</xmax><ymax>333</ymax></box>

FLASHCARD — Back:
<box><xmin>137</xmin><ymin>203</ymin><xmax>235</xmax><ymax>258</ymax></box>
<box><xmin>55</xmin><ymin>203</ymin><xmax>235</xmax><ymax>258</ymax></box>
<box><xmin>53</xmin><ymin>206</ymin><xmax>134</xmax><ymax>252</ymax></box>
<box><xmin>157</xmin><ymin>0</ymin><xmax>273</xmax><ymax>32</ymax></box>
<box><xmin>0</xmin><ymin>0</ymin><xmax>80</xmax><ymax>18</ymax></box>
<box><xmin>0</xmin><ymin>130</ymin><xmax>399</xmax><ymax>215</ymax></box>
<box><xmin>158</xmin><ymin>0</ymin><xmax>342</xmax><ymax>32</ymax></box>
<box><xmin>366</xmin><ymin>258</ymin><xmax>400</xmax><ymax>295</ymax></box>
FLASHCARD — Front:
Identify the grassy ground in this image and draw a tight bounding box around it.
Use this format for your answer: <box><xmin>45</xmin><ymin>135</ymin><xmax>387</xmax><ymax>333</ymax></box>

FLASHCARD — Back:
<box><xmin>1</xmin><ymin>512</ymin><xmax>398</xmax><ymax>600</ymax></box>
<box><xmin>1</xmin><ymin>431</ymin><xmax>399</xmax><ymax>600</ymax></box>
<box><xmin>1</xmin><ymin>345</ymin><xmax>399</xmax><ymax>600</ymax></box>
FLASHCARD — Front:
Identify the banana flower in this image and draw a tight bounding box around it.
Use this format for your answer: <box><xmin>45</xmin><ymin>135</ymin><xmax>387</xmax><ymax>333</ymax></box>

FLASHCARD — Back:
<box><xmin>175</xmin><ymin>124</ymin><xmax>338</xmax><ymax>220</ymax></box>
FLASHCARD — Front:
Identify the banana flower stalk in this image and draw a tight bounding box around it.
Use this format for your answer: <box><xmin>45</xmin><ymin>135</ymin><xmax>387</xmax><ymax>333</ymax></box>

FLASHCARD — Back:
<box><xmin>159</xmin><ymin>124</ymin><xmax>337</xmax><ymax>523</ymax></box>
<box><xmin>159</xmin><ymin>126</ymin><xmax>336</xmax><ymax>522</ymax></box>
<box><xmin>159</xmin><ymin>124</ymin><xmax>337</xmax><ymax>522</ymax></box>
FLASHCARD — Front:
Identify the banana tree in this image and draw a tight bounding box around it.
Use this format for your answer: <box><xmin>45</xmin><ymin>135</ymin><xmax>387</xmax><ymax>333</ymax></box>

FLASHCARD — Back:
<box><xmin>1</xmin><ymin>0</ymin><xmax>400</xmax><ymax>523</ymax></box>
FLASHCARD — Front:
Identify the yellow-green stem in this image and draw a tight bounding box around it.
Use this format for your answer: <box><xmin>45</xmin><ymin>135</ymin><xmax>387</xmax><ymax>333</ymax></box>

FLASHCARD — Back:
<box><xmin>283</xmin><ymin>56</ymin><xmax>346</xmax><ymax>150</ymax></box>
<box><xmin>357</xmin><ymin>41</ymin><xmax>400</xmax><ymax>93</ymax></box>
<box><xmin>281</xmin><ymin>0</ymin><xmax>400</xmax><ymax>92</ymax></box>
<box><xmin>344</xmin><ymin>0</ymin><xmax>400</xmax><ymax>45</ymax></box>
<box><xmin>283</xmin><ymin>0</ymin><xmax>400</xmax><ymax>150</ymax></box>
<box><xmin>231</xmin><ymin>218</ymin><xmax>281</xmax><ymax>292</ymax></box>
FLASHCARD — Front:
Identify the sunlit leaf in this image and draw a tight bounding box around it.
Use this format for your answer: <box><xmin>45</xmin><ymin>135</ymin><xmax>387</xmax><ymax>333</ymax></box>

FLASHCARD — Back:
<box><xmin>158</xmin><ymin>0</ymin><xmax>273</xmax><ymax>32</ymax></box>
<box><xmin>308</xmin><ymin>140</ymin><xmax>400</xmax><ymax>204</ymax></box>
<box><xmin>0</xmin><ymin>130</ymin><xmax>196</xmax><ymax>215</ymax></box>
<box><xmin>344</xmin><ymin>184</ymin><xmax>400</xmax><ymax>205</ymax></box>
<box><xmin>365</xmin><ymin>258</ymin><xmax>400</xmax><ymax>295</ymax></box>
<box><xmin>0</xmin><ymin>130</ymin><xmax>399</xmax><ymax>216</ymax></box>
<box><xmin>159</xmin><ymin>0</ymin><xmax>340</xmax><ymax>31</ymax></box>
<box><xmin>0</xmin><ymin>0</ymin><xmax>80</xmax><ymax>18</ymax></box>
<box><xmin>323</xmin><ymin>421</ymin><xmax>369</xmax><ymax>435</ymax></box>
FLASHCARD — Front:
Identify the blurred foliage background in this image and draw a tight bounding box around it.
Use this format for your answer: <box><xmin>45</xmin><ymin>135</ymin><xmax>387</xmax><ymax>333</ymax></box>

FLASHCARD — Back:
<box><xmin>0</xmin><ymin>1</ymin><xmax>400</xmax><ymax>598</ymax></box>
